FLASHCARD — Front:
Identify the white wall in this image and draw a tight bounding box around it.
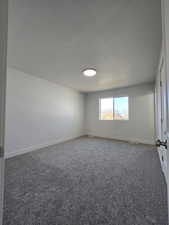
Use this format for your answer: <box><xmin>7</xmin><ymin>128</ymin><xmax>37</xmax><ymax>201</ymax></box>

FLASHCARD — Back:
<box><xmin>85</xmin><ymin>83</ymin><xmax>155</xmax><ymax>145</ymax></box>
<box><xmin>5</xmin><ymin>68</ymin><xmax>155</xmax><ymax>159</ymax></box>
<box><xmin>5</xmin><ymin>68</ymin><xmax>85</xmax><ymax>158</ymax></box>
<box><xmin>0</xmin><ymin>0</ymin><xmax>8</xmax><ymax>223</ymax></box>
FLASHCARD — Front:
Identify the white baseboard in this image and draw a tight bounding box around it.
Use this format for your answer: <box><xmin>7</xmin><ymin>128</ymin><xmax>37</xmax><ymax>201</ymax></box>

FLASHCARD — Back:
<box><xmin>5</xmin><ymin>135</ymin><xmax>84</xmax><ymax>159</ymax></box>
<box><xmin>5</xmin><ymin>134</ymin><xmax>154</xmax><ymax>159</ymax></box>
<box><xmin>86</xmin><ymin>133</ymin><xmax>155</xmax><ymax>145</ymax></box>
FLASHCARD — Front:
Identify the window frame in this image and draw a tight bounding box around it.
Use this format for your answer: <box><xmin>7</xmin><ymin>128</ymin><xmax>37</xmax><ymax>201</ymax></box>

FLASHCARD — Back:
<box><xmin>99</xmin><ymin>96</ymin><xmax>129</xmax><ymax>121</ymax></box>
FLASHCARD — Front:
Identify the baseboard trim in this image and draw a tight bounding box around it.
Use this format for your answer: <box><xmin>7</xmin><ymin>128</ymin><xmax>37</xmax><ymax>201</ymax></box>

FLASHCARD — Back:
<box><xmin>5</xmin><ymin>135</ymin><xmax>85</xmax><ymax>159</ymax></box>
<box><xmin>86</xmin><ymin>134</ymin><xmax>155</xmax><ymax>146</ymax></box>
<box><xmin>5</xmin><ymin>134</ymin><xmax>154</xmax><ymax>159</ymax></box>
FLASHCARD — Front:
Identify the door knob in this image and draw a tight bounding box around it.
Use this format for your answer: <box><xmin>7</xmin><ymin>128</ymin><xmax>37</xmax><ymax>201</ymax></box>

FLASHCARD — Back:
<box><xmin>156</xmin><ymin>139</ymin><xmax>167</xmax><ymax>149</ymax></box>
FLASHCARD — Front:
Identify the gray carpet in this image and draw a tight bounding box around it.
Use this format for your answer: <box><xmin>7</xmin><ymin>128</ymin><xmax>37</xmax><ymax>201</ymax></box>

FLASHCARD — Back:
<box><xmin>3</xmin><ymin>137</ymin><xmax>168</xmax><ymax>225</ymax></box>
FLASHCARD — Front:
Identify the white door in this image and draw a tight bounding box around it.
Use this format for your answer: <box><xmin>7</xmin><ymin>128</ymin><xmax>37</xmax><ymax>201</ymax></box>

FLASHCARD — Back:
<box><xmin>156</xmin><ymin>58</ymin><xmax>168</xmax><ymax>181</ymax></box>
<box><xmin>161</xmin><ymin>0</ymin><xmax>169</xmax><ymax>222</ymax></box>
<box><xmin>0</xmin><ymin>0</ymin><xmax>8</xmax><ymax>224</ymax></box>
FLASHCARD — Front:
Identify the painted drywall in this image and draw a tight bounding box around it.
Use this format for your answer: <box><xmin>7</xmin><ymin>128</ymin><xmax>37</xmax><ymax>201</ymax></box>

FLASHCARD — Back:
<box><xmin>5</xmin><ymin>68</ymin><xmax>85</xmax><ymax>158</ymax></box>
<box><xmin>85</xmin><ymin>84</ymin><xmax>155</xmax><ymax>145</ymax></box>
<box><xmin>8</xmin><ymin>0</ymin><xmax>161</xmax><ymax>92</ymax></box>
<box><xmin>0</xmin><ymin>0</ymin><xmax>8</xmax><ymax>223</ymax></box>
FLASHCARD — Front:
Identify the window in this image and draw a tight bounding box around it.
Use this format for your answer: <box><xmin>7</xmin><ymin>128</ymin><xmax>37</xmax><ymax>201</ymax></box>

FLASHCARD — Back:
<box><xmin>114</xmin><ymin>97</ymin><xmax>129</xmax><ymax>120</ymax></box>
<box><xmin>100</xmin><ymin>97</ymin><xmax>129</xmax><ymax>120</ymax></box>
<box><xmin>100</xmin><ymin>98</ymin><xmax>113</xmax><ymax>120</ymax></box>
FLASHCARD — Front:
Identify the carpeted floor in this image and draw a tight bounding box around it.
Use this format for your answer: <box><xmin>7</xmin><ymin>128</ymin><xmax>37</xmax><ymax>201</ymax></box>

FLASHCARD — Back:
<box><xmin>3</xmin><ymin>137</ymin><xmax>168</xmax><ymax>225</ymax></box>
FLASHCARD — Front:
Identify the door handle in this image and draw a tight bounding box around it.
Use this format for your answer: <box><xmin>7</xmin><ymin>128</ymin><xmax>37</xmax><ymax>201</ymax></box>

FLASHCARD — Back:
<box><xmin>156</xmin><ymin>139</ymin><xmax>167</xmax><ymax>149</ymax></box>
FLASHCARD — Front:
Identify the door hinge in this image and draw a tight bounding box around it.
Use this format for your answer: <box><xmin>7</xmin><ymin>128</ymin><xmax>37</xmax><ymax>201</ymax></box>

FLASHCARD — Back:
<box><xmin>0</xmin><ymin>146</ymin><xmax>4</xmax><ymax>158</ymax></box>
<box><xmin>160</xmin><ymin>80</ymin><xmax>162</xmax><ymax>87</ymax></box>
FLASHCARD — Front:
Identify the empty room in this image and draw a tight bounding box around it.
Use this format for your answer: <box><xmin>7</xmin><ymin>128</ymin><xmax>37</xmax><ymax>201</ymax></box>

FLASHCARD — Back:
<box><xmin>0</xmin><ymin>0</ymin><xmax>169</xmax><ymax>225</ymax></box>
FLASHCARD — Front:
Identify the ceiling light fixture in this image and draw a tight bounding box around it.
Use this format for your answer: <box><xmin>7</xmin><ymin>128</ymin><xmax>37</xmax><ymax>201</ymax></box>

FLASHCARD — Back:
<box><xmin>82</xmin><ymin>68</ymin><xmax>97</xmax><ymax>77</ymax></box>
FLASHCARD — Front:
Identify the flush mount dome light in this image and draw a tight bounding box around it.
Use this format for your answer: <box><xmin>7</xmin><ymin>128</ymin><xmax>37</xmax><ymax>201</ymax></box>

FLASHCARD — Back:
<box><xmin>83</xmin><ymin>68</ymin><xmax>96</xmax><ymax>77</ymax></box>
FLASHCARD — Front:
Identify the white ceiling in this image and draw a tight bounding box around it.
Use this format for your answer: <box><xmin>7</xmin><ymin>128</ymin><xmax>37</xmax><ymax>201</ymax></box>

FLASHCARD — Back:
<box><xmin>8</xmin><ymin>0</ymin><xmax>162</xmax><ymax>92</ymax></box>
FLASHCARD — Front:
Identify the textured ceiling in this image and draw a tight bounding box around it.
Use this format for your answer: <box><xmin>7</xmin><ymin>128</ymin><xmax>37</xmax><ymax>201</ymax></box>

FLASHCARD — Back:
<box><xmin>8</xmin><ymin>0</ymin><xmax>162</xmax><ymax>92</ymax></box>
